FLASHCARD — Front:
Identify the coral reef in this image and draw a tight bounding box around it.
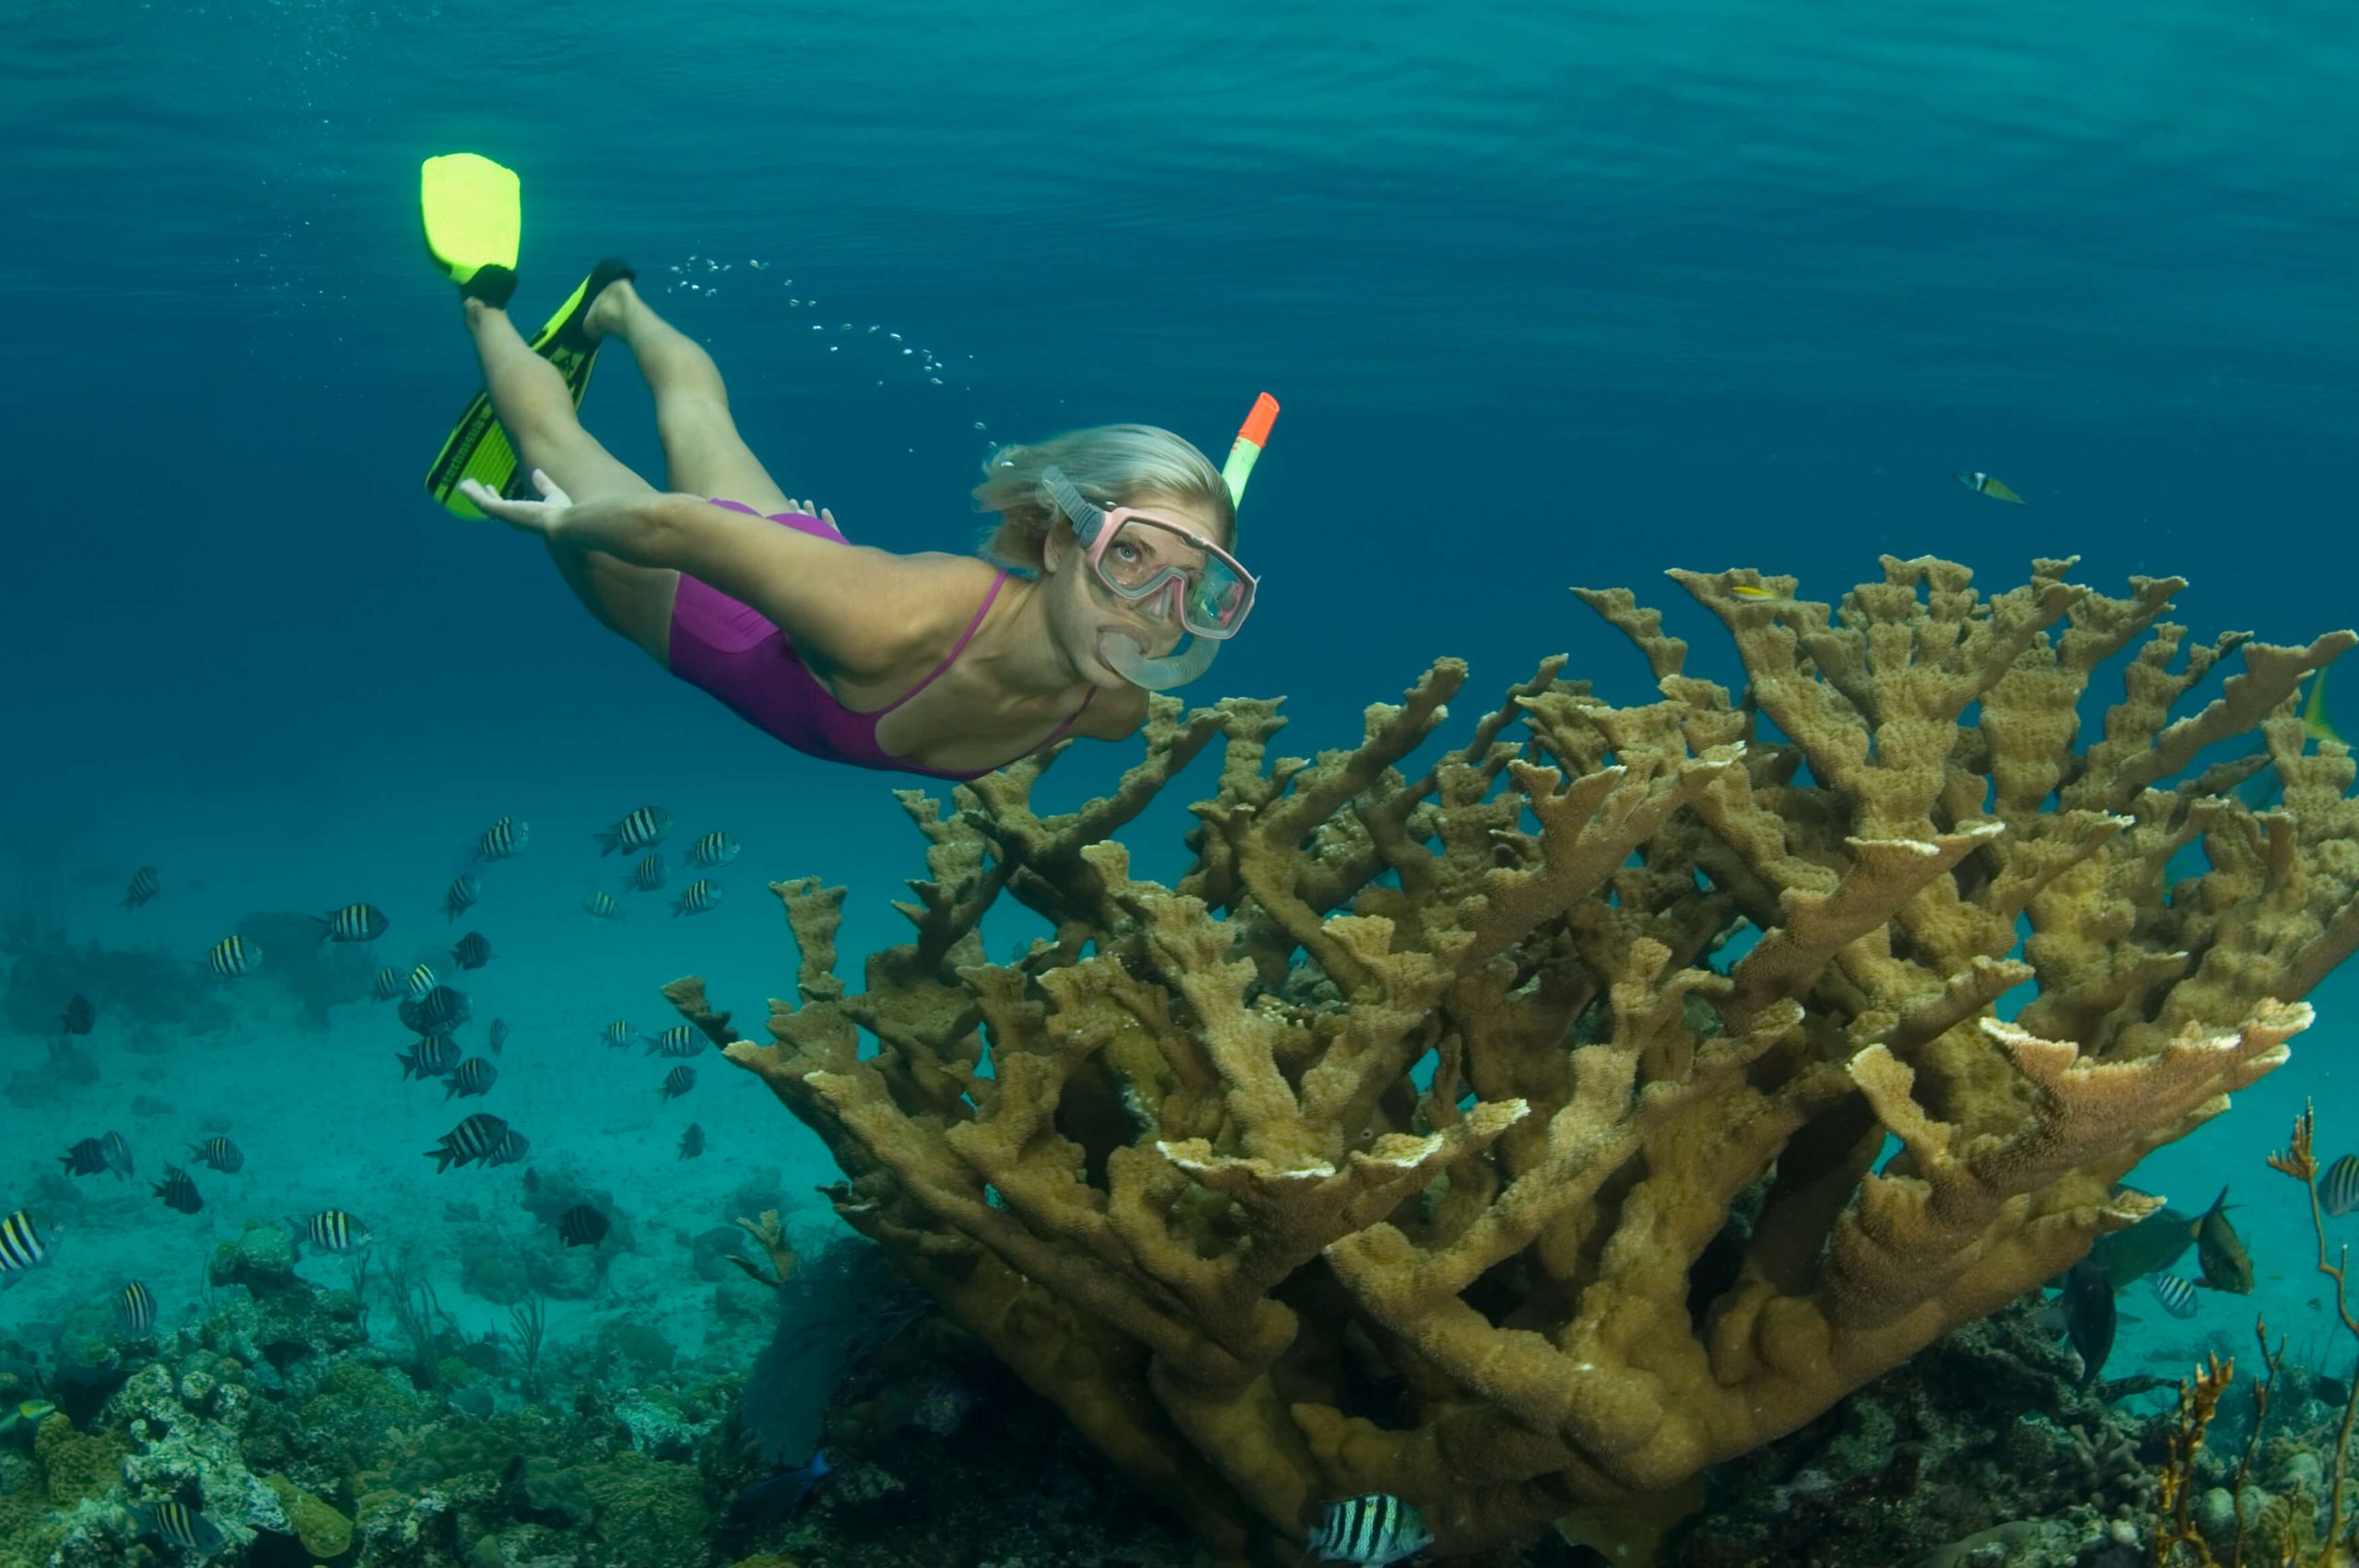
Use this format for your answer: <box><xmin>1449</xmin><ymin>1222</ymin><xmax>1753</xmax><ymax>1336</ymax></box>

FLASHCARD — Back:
<box><xmin>684</xmin><ymin>556</ymin><xmax>2359</xmax><ymax>1560</ymax></box>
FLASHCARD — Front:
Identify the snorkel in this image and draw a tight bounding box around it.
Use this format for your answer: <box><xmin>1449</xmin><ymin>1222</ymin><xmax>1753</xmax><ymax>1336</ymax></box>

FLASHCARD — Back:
<box><xmin>1093</xmin><ymin>392</ymin><xmax>1278</xmax><ymax>691</ymax></box>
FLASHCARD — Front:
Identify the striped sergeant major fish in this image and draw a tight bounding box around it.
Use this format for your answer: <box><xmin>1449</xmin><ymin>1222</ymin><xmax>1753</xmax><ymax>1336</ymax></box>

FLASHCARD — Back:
<box><xmin>122</xmin><ymin>865</ymin><xmax>161</xmax><ymax>909</ymax></box>
<box><xmin>153</xmin><ymin>1165</ymin><xmax>203</xmax><ymax>1215</ymax></box>
<box><xmin>427</xmin><ymin>1113</ymin><xmax>511</xmax><ymax>1173</ymax></box>
<box><xmin>403</xmin><ymin>985</ymin><xmax>471</xmax><ymax>1036</ymax></box>
<box><xmin>489</xmin><ymin>1127</ymin><xmax>531</xmax><ymax>1166</ymax></box>
<box><xmin>290</xmin><ymin>1209</ymin><xmax>371</xmax><ymax>1254</ymax></box>
<box><xmin>442</xmin><ymin>874</ymin><xmax>482</xmax><ymax>923</ymax></box>
<box><xmin>1309</xmin><ymin>1493</ymin><xmax>1433</xmax><ymax>1566</ymax></box>
<box><xmin>59</xmin><ymin>1137</ymin><xmax>113</xmax><ymax>1178</ymax></box>
<box><xmin>672</xmin><ymin>879</ymin><xmax>722</xmax><ymax>918</ymax></box>
<box><xmin>660</xmin><ymin>1065</ymin><xmax>698</xmax><ymax>1102</ymax></box>
<box><xmin>596</xmin><ymin>804</ymin><xmax>674</xmax><ymax>857</ymax></box>
<box><xmin>117</xmin><ymin>1280</ymin><xmax>157</xmax><ymax>1337</ymax></box>
<box><xmin>397</xmin><ymin>1036</ymin><xmax>461</xmax><ymax>1080</ymax></box>
<box><xmin>642</xmin><ymin>1025</ymin><xmax>705</xmax><ymax>1059</ymax></box>
<box><xmin>678</xmin><ymin>1123</ymin><xmax>706</xmax><ymax>1160</ymax></box>
<box><xmin>583</xmin><ymin>890</ymin><xmax>625</xmax><ymax>921</ymax></box>
<box><xmin>0</xmin><ymin>1210</ymin><xmax>59</xmax><ymax>1275</ymax></box>
<box><xmin>445</xmin><ymin>1057</ymin><xmax>499</xmax><ymax>1100</ymax></box>
<box><xmin>406</xmin><ymin>963</ymin><xmax>439</xmax><ymax>999</ymax></box>
<box><xmin>370</xmin><ymin>966</ymin><xmax>405</xmax><ymax>1001</ymax></box>
<box><xmin>313</xmin><ymin>902</ymin><xmax>389</xmax><ymax>942</ymax></box>
<box><xmin>473</xmin><ymin>814</ymin><xmax>529</xmax><ymax>861</ymax></box>
<box><xmin>687</xmin><ymin>830</ymin><xmax>741</xmax><ymax>868</ymax></box>
<box><xmin>602</xmin><ymin>1020</ymin><xmax>632</xmax><ymax>1049</ymax></box>
<box><xmin>451</xmin><ymin>931</ymin><xmax>493</xmax><ymax>970</ymax></box>
<box><xmin>625</xmin><ymin>854</ymin><xmax>666</xmax><ymax>893</ymax></box>
<box><xmin>206</xmin><ymin>934</ymin><xmax>261</xmax><ymax>978</ymax></box>
<box><xmin>188</xmin><ymin>1137</ymin><xmax>243</xmax><ymax>1174</ymax></box>
<box><xmin>2150</xmin><ymin>1272</ymin><xmax>2200</xmax><ymax>1320</ymax></box>
<box><xmin>132</xmin><ymin>1499</ymin><xmax>228</xmax><ymax>1558</ymax></box>
<box><xmin>2321</xmin><ymin>1153</ymin><xmax>2359</xmax><ymax>1218</ymax></box>
<box><xmin>1955</xmin><ymin>470</ymin><xmax>2025</xmax><ymax>504</ymax></box>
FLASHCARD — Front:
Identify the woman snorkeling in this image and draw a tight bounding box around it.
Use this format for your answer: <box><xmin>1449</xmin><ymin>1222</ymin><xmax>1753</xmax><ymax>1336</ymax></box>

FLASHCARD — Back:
<box><xmin>420</xmin><ymin>155</ymin><xmax>1268</xmax><ymax>783</ymax></box>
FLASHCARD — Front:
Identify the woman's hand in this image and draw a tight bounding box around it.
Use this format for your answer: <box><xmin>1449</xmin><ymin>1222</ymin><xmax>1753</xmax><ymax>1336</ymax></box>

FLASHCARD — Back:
<box><xmin>459</xmin><ymin>470</ymin><xmax>574</xmax><ymax>534</ymax></box>
<box><xmin>791</xmin><ymin>498</ymin><xmax>838</xmax><ymax>530</ymax></box>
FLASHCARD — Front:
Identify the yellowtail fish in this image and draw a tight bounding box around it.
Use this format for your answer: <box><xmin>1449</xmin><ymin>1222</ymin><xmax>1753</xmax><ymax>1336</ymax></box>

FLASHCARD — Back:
<box><xmin>291</xmin><ymin>1209</ymin><xmax>370</xmax><ymax>1254</ymax></box>
<box><xmin>370</xmin><ymin>966</ymin><xmax>405</xmax><ymax>1002</ymax></box>
<box><xmin>1955</xmin><ymin>470</ymin><xmax>2025</xmax><ymax>504</ymax></box>
<box><xmin>187</xmin><ymin>1137</ymin><xmax>242</xmax><ymax>1174</ymax></box>
<box><xmin>121</xmin><ymin>865</ymin><xmax>160</xmax><ymax>909</ymax></box>
<box><xmin>427</xmin><ymin>1113</ymin><xmax>511</xmax><ymax>1173</ymax></box>
<box><xmin>445</xmin><ymin>1058</ymin><xmax>499</xmax><ymax>1100</ymax></box>
<box><xmin>584</xmin><ymin>891</ymin><xmax>625</xmax><ymax>920</ymax></box>
<box><xmin>673</xmin><ymin>879</ymin><xmax>722</xmax><ymax>918</ymax></box>
<box><xmin>2322</xmin><ymin>1153</ymin><xmax>2359</xmax><ymax>1218</ymax></box>
<box><xmin>597</xmin><ymin>805</ymin><xmax>674</xmax><ymax>857</ymax></box>
<box><xmin>1309</xmin><ymin>1492</ymin><xmax>1433</xmax><ymax>1566</ymax></box>
<box><xmin>0</xmin><ymin>1210</ymin><xmax>58</xmax><ymax>1273</ymax></box>
<box><xmin>133</xmin><ymin>1499</ymin><xmax>227</xmax><ymax>1558</ymax></box>
<box><xmin>687</xmin><ymin>830</ymin><xmax>740</xmax><ymax>868</ymax></box>
<box><xmin>626</xmin><ymin>855</ymin><xmax>667</xmax><ymax>893</ymax></box>
<box><xmin>660</xmin><ymin>1065</ymin><xmax>698</xmax><ymax>1102</ymax></box>
<box><xmin>2306</xmin><ymin>670</ymin><xmax>2343</xmax><ymax>748</ymax></box>
<box><xmin>206</xmin><ymin>935</ymin><xmax>260</xmax><ymax>978</ymax></box>
<box><xmin>2149</xmin><ymin>1272</ymin><xmax>2199</xmax><ymax>1319</ymax></box>
<box><xmin>0</xmin><ymin>1399</ymin><xmax>57</xmax><ymax>1433</ymax></box>
<box><xmin>1727</xmin><ymin>583</ymin><xmax>1790</xmax><ymax>602</ymax></box>
<box><xmin>442</xmin><ymin>874</ymin><xmax>481</xmax><ymax>923</ymax></box>
<box><xmin>313</xmin><ymin>902</ymin><xmax>389</xmax><ymax>943</ymax></box>
<box><xmin>2193</xmin><ymin>1186</ymin><xmax>2252</xmax><ymax>1293</ymax></box>
<box><xmin>116</xmin><ymin>1280</ymin><xmax>157</xmax><ymax>1337</ymax></box>
<box><xmin>473</xmin><ymin>815</ymin><xmax>529</xmax><ymax>861</ymax></box>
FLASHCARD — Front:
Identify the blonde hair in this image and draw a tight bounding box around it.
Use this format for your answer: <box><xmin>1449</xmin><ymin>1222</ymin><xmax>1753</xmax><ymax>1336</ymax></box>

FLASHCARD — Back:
<box><xmin>969</xmin><ymin>423</ymin><xmax>1236</xmax><ymax>575</ymax></box>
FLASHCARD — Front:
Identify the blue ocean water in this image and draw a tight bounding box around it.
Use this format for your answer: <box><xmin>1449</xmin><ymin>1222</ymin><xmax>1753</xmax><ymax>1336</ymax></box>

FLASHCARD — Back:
<box><xmin>5</xmin><ymin>0</ymin><xmax>2359</xmax><ymax>1555</ymax></box>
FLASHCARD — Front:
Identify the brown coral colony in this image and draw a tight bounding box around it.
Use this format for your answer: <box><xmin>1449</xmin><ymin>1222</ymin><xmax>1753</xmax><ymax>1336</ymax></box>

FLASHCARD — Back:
<box><xmin>671</xmin><ymin>556</ymin><xmax>2359</xmax><ymax>1561</ymax></box>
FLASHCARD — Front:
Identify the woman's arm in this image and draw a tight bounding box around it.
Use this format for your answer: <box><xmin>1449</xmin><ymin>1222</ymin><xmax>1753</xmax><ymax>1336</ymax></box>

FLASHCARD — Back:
<box><xmin>462</xmin><ymin>474</ymin><xmax>936</xmax><ymax>678</ymax></box>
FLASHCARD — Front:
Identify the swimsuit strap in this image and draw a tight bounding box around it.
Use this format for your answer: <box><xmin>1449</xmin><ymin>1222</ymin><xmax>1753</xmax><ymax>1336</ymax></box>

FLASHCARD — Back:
<box><xmin>872</xmin><ymin>570</ymin><xmax>1007</xmax><ymax>718</ymax></box>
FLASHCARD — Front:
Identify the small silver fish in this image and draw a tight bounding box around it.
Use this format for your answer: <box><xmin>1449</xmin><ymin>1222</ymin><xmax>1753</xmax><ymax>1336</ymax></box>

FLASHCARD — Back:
<box><xmin>1956</xmin><ymin>470</ymin><xmax>2025</xmax><ymax>504</ymax></box>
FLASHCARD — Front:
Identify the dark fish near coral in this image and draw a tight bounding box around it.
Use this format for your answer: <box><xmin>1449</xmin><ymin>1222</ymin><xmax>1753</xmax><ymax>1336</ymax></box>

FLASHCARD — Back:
<box><xmin>2194</xmin><ymin>1186</ymin><xmax>2253</xmax><ymax>1293</ymax></box>
<box><xmin>678</xmin><ymin>1124</ymin><xmax>705</xmax><ymax>1160</ymax></box>
<box><xmin>597</xmin><ymin>805</ymin><xmax>673</xmax><ymax>856</ymax></box>
<box><xmin>2087</xmin><ymin>1195</ymin><xmax>2195</xmax><ymax>1289</ymax></box>
<box><xmin>725</xmin><ymin>1451</ymin><xmax>829</xmax><ymax>1531</ymax></box>
<box><xmin>396</xmin><ymin>1036</ymin><xmax>461</xmax><ymax>1080</ymax></box>
<box><xmin>426</xmin><ymin>1114</ymin><xmax>510</xmax><ymax>1173</ymax></box>
<box><xmin>451</xmin><ymin>931</ymin><xmax>493</xmax><ymax>970</ymax></box>
<box><xmin>152</xmin><ymin>1165</ymin><xmax>203</xmax><ymax>1215</ymax></box>
<box><xmin>660</xmin><ymin>1065</ymin><xmax>698</xmax><ymax>1102</ymax></box>
<box><xmin>1956</xmin><ymin>470</ymin><xmax>2025</xmax><ymax>504</ymax></box>
<box><xmin>370</xmin><ymin>966</ymin><xmax>405</xmax><ymax>1002</ymax></box>
<box><xmin>206</xmin><ymin>934</ymin><xmax>260</xmax><ymax>977</ymax></box>
<box><xmin>0</xmin><ymin>1210</ymin><xmax>58</xmax><ymax>1274</ymax></box>
<box><xmin>490</xmin><ymin>1128</ymin><xmax>531</xmax><ymax>1166</ymax></box>
<box><xmin>402</xmin><ymin>985</ymin><xmax>472</xmax><ymax>1036</ymax></box>
<box><xmin>487</xmin><ymin>1018</ymin><xmax>509</xmax><ymax>1056</ymax></box>
<box><xmin>313</xmin><ymin>902</ymin><xmax>389</xmax><ymax>942</ymax></box>
<box><xmin>583</xmin><ymin>890</ymin><xmax>625</xmax><ymax>920</ymax></box>
<box><xmin>474</xmin><ymin>815</ymin><xmax>529</xmax><ymax>861</ymax></box>
<box><xmin>642</xmin><ymin>1025</ymin><xmax>704</xmax><ymax>1059</ymax></box>
<box><xmin>625</xmin><ymin>854</ymin><xmax>666</xmax><ymax>893</ymax></box>
<box><xmin>133</xmin><ymin>1499</ymin><xmax>227</xmax><ymax>1559</ymax></box>
<box><xmin>2323</xmin><ymin>1154</ymin><xmax>2359</xmax><ymax>1219</ymax></box>
<box><xmin>58</xmin><ymin>1138</ymin><xmax>111</xmax><ymax>1177</ymax></box>
<box><xmin>58</xmin><ymin>995</ymin><xmax>94</xmax><ymax>1036</ymax></box>
<box><xmin>406</xmin><ymin>963</ymin><xmax>439</xmax><ymax>999</ymax></box>
<box><xmin>116</xmin><ymin>1280</ymin><xmax>157</xmax><ymax>1337</ymax></box>
<box><xmin>672</xmin><ymin>879</ymin><xmax>722</xmax><ymax>918</ymax></box>
<box><xmin>188</xmin><ymin>1137</ymin><xmax>243</xmax><ymax>1174</ymax></box>
<box><xmin>687</xmin><ymin>830</ymin><xmax>740</xmax><ymax>869</ymax></box>
<box><xmin>122</xmin><ymin>865</ymin><xmax>161</xmax><ymax>909</ymax></box>
<box><xmin>1309</xmin><ymin>1492</ymin><xmax>1434</xmax><ymax>1566</ymax></box>
<box><xmin>2055</xmin><ymin>1259</ymin><xmax>2115</xmax><ymax>1387</ymax></box>
<box><xmin>446</xmin><ymin>1057</ymin><xmax>499</xmax><ymax>1100</ymax></box>
<box><xmin>2150</xmin><ymin>1272</ymin><xmax>2200</xmax><ymax>1320</ymax></box>
<box><xmin>442</xmin><ymin>874</ymin><xmax>481</xmax><ymax>923</ymax></box>
<box><xmin>292</xmin><ymin>1209</ymin><xmax>370</xmax><ymax>1254</ymax></box>
<box><xmin>557</xmin><ymin>1204</ymin><xmax>610</xmax><ymax>1247</ymax></box>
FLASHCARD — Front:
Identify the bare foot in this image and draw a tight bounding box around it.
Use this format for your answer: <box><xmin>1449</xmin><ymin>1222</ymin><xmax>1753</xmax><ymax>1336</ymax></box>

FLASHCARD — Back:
<box><xmin>583</xmin><ymin>276</ymin><xmax>639</xmax><ymax>341</ymax></box>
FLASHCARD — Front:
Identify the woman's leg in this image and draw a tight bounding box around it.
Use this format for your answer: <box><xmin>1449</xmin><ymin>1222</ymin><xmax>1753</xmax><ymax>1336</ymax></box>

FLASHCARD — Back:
<box><xmin>467</xmin><ymin>298</ymin><xmax>677</xmax><ymax>663</ymax></box>
<box><xmin>582</xmin><ymin>279</ymin><xmax>796</xmax><ymax>516</ymax></box>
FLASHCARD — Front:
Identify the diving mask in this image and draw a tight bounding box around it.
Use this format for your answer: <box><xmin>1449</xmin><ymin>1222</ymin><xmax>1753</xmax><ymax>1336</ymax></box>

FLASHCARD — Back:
<box><xmin>1044</xmin><ymin>464</ymin><xmax>1257</xmax><ymax>691</ymax></box>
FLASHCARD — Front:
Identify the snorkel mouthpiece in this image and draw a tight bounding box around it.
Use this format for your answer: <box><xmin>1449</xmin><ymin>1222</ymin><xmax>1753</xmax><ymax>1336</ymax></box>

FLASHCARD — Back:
<box><xmin>1097</xmin><ymin>628</ymin><xmax>1219</xmax><ymax>692</ymax></box>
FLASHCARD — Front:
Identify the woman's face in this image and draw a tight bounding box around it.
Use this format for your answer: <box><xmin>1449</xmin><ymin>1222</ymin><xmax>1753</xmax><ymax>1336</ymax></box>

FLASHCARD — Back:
<box><xmin>1040</xmin><ymin>494</ymin><xmax>1230</xmax><ymax>687</ymax></box>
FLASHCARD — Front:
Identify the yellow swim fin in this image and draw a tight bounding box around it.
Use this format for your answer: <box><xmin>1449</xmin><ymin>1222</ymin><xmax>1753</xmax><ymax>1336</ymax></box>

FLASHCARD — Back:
<box><xmin>421</xmin><ymin>153</ymin><xmax>521</xmax><ymax>298</ymax></box>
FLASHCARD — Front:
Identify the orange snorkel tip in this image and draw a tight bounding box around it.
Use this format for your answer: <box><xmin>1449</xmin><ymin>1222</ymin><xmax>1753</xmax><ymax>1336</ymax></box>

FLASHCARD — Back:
<box><xmin>1223</xmin><ymin>392</ymin><xmax>1279</xmax><ymax>508</ymax></box>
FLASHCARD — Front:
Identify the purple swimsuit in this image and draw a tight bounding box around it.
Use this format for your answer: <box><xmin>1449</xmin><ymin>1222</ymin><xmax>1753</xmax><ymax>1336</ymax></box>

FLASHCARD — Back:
<box><xmin>666</xmin><ymin>500</ymin><xmax>1095</xmax><ymax>781</ymax></box>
